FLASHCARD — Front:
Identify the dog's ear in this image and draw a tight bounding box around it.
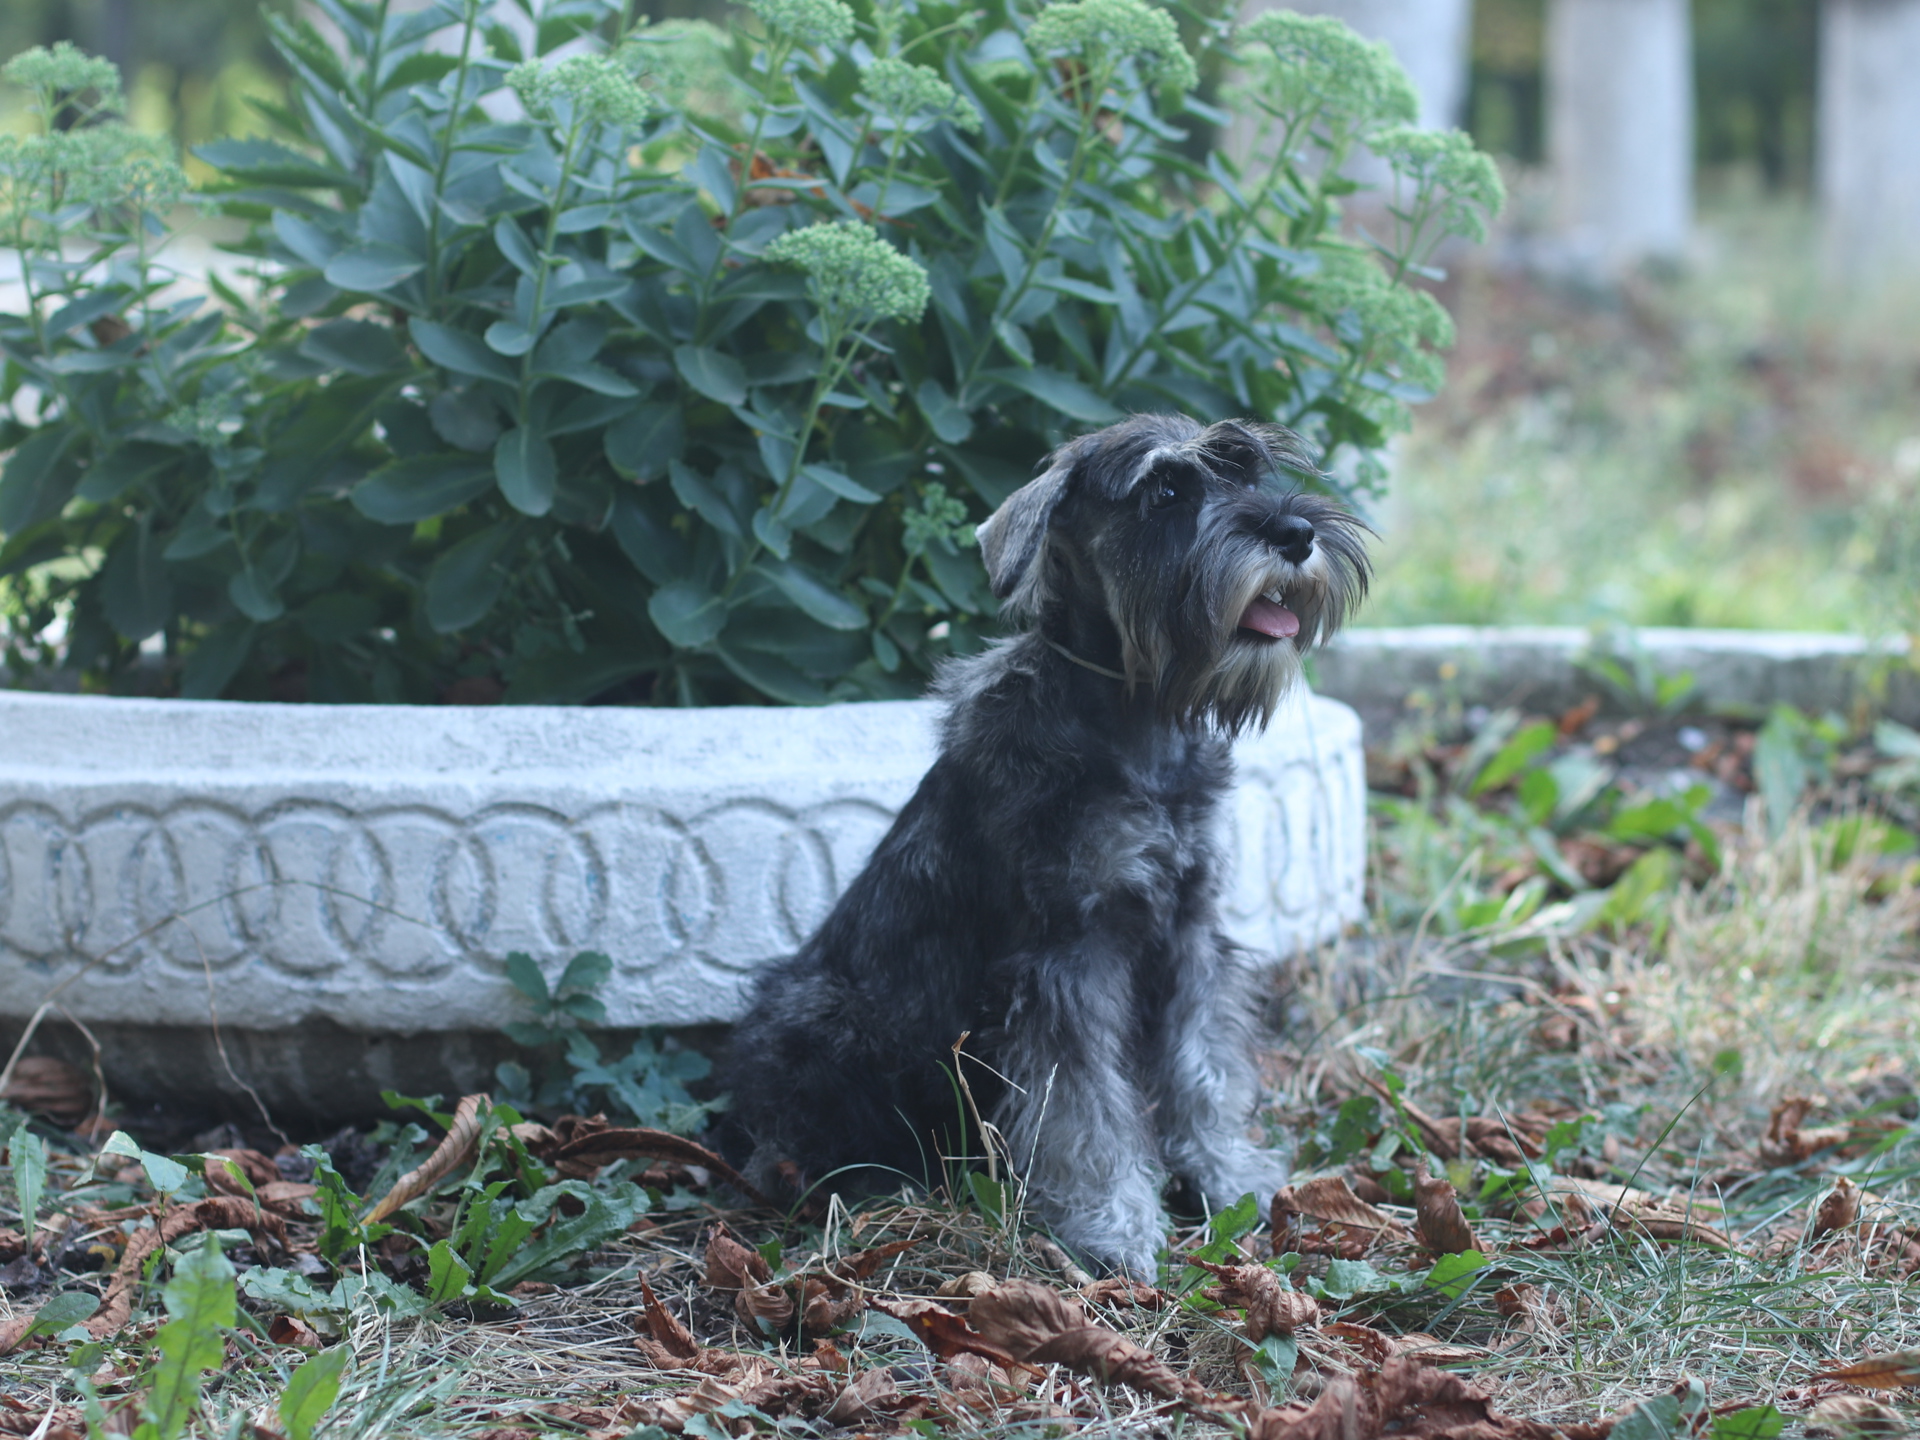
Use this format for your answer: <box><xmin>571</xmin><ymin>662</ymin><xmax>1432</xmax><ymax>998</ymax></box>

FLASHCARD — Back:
<box><xmin>975</xmin><ymin>453</ymin><xmax>1073</xmax><ymax>615</ymax></box>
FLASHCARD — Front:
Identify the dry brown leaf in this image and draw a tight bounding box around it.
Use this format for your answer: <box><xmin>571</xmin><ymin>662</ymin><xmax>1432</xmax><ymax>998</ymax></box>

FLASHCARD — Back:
<box><xmin>1247</xmin><ymin>1355</ymin><xmax>1557</xmax><ymax>1440</ymax></box>
<box><xmin>256</xmin><ymin>1181</ymin><xmax>318</xmax><ymax>1215</ymax></box>
<box><xmin>1081</xmin><ymin>1276</ymin><xmax>1172</xmax><ymax>1308</ymax></box>
<box><xmin>1027</xmin><ymin>1234</ymin><xmax>1094</xmax><ymax>1286</ymax></box>
<box><xmin>968</xmin><ymin>1279</ymin><xmax>1216</xmax><ymax>1409</ymax></box>
<box><xmin>547</xmin><ymin>1126</ymin><xmax>775</xmax><ymax>1208</ymax></box>
<box><xmin>1394</xmin><ymin>1333</ymin><xmax>1491</xmax><ymax>1363</ymax></box>
<box><xmin>365</xmin><ymin>1093</ymin><xmax>488</xmax><ymax>1225</ymax></box>
<box><xmin>78</xmin><ymin>1197</ymin><xmax>287</xmax><ymax>1343</ymax></box>
<box><xmin>1809</xmin><ymin>1395</ymin><xmax>1911</xmax><ymax>1437</ymax></box>
<box><xmin>1760</xmin><ymin>1097</ymin><xmax>1851</xmax><ymax>1167</ymax></box>
<box><xmin>1322</xmin><ymin>1320</ymin><xmax>1395</xmax><ymax>1368</ymax></box>
<box><xmin>1815</xmin><ymin>1350</ymin><xmax>1920</xmax><ymax>1389</ymax></box>
<box><xmin>869</xmin><ymin>1297</ymin><xmax>1028</xmax><ymax>1371</ymax></box>
<box><xmin>0</xmin><ymin>1056</ymin><xmax>93</xmax><ymax>1128</ymax></box>
<box><xmin>1414</xmin><ymin>1167</ymin><xmax>1482</xmax><ymax>1255</ymax></box>
<box><xmin>797</xmin><ymin>1276</ymin><xmax>862</xmax><ymax>1334</ymax></box>
<box><xmin>267</xmin><ymin>1314</ymin><xmax>321</xmax><ymax>1349</ymax></box>
<box><xmin>1272</xmin><ymin>1176</ymin><xmax>1409</xmax><ymax>1241</ymax></box>
<box><xmin>936</xmin><ymin>1271</ymin><xmax>997</xmax><ymax>1301</ymax></box>
<box><xmin>702</xmin><ymin>1222</ymin><xmax>773</xmax><ymax>1290</ymax></box>
<box><xmin>1815</xmin><ymin>1177</ymin><xmax>1862</xmax><ymax>1237</ymax></box>
<box><xmin>735</xmin><ymin>1281</ymin><xmax>796</xmax><ymax>1332</ymax></box>
<box><xmin>825</xmin><ymin>1365</ymin><xmax>928</xmax><ymax>1425</ymax></box>
<box><xmin>634</xmin><ymin>1274</ymin><xmax>700</xmax><ymax>1366</ymax></box>
<box><xmin>205</xmin><ymin>1148</ymin><xmax>280</xmax><ymax>1189</ymax></box>
<box><xmin>833</xmin><ymin>1237</ymin><xmax>919</xmax><ymax>1282</ymax></box>
<box><xmin>1192</xmin><ymin>1259</ymin><xmax>1319</xmax><ymax>1340</ymax></box>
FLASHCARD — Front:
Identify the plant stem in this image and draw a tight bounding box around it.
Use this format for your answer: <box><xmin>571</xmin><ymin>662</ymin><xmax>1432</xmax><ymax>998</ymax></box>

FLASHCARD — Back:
<box><xmin>424</xmin><ymin>1</ymin><xmax>483</xmax><ymax>310</ymax></box>
<box><xmin>516</xmin><ymin>112</ymin><xmax>588</xmax><ymax>418</ymax></box>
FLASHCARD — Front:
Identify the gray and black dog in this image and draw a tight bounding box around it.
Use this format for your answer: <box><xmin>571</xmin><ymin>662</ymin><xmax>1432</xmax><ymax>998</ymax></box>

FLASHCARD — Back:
<box><xmin>717</xmin><ymin>414</ymin><xmax>1370</xmax><ymax>1275</ymax></box>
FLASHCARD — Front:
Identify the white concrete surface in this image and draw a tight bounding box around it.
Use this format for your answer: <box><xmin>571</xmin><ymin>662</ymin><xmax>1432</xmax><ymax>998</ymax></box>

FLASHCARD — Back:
<box><xmin>0</xmin><ymin>688</ymin><xmax>1366</xmax><ymax>1035</ymax></box>
<box><xmin>1546</xmin><ymin>0</ymin><xmax>1693</xmax><ymax>270</ymax></box>
<box><xmin>1818</xmin><ymin>0</ymin><xmax>1920</xmax><ymax>276</ymax></box>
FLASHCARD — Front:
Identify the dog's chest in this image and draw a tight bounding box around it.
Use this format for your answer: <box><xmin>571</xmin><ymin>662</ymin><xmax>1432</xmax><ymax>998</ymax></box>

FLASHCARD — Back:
<box><xmin>1064</xmin><ymin>741</ymin><xmax>1223</xmax><ymax>913</ymax></box>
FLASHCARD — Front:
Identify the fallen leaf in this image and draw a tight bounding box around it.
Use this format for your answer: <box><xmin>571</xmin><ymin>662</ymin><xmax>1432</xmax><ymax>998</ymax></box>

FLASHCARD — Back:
<box><xmin>936</xmin><ymin>1271</ymin><xmax>997</xmax><ymax>1301</ymax></box>
<box><xmin>1192</xmin><ymin>1259</ymin><xmax>1320</xmax><ymax>1340</ymax></box>
<box><xmin>702</xmin><ymin>1222</ymin><xmax>773</xmax><ymax>1290</ymax></box>
<box><xmin>1809</xmin><ymin>1395</ymin><xmax>1910</xmax><ymax>1437</ymax></box>
<box><xmin>256</xmin><ymin>1181</ymin><xmax>319</xmax><ymax>1215</ymax></box>
<box><xmin>1815</xmin><ymin>1350</ymin><xmax>1920</xmax><ymax>1389</ymax></box>
<box><xmin>1414</xmin><ymin>1167</ymin><xmax>1482</xmax><ymax>1255</ymax></box>
<box><xmin>77</xmin><ymin>1197</ymin><xmax>287</xmax><ymax>1343</ymax></box>
<box><xmin>797</xmin><ymin>1276</ymin><xmax>861</xmax><ymax>1334</ymax></box>
<box><xmin>1027</xmin><ymin>1234</ymin><xmax>1094</xmax><ymax>1286</ymax></box>
<box><xmin>870</xmin><ymin>1297</ymin><xmax>1029</xmax><ymax>1371</ymax></box>
<box><xmin>1760</xmin><ymin>1097</ymin><xmax>1849</xmax><ymax>1167</ymax></box>
<box><xmin>634</xmin><ymin>1274</ymin><xmax>700</xmax><ymax>1365</ymax></box>
<box><xmin>266</xmin><ymin>1314</ymin><xmax>320</xmax><ymax>1348</ymax></box>
<box><xmin>826</xmin><ymin>1365</ymin><xmax>927</xmax><ymax>1425</ymax></box>
<box><xmin>0</xmin><ymin>1056</ymin><xmax>93</xmax><ymax>1128</ymax></box>
<box><xmin>1081</xmin><ymin>1276</ymin><xmax>1172</xmax><ymax>1308</ymax></box>
<box><xmin>365</xmin><ymin>1093</ymin><xmax>488</xmax><ymax>1224</ymax></box>
<box><xmin>1321</xmin><ymin>1320</ymin><xmax>1395</xmax><ymax>1368</ymax></box>
<box><xmin>1247</xmin><ymin>1355</ymin><xmax>1557</xmax><ymax>1440</ymax></box>
<box><xmin>547</xmin><ymin>1127</ymin><xmax>775</xmax><ymax>1209</ymax></box>
<box><xmin>735</xmin><ymin>1281</ymin><xmax>795</xmax><ymax>1332</ymax></box>
<box><xmin>1271</xmin><ymin>1176</ymin><xmax>1409</xmax><ymax>1241</ymax></box>
<box><xmin>204</xmin><ymin>1148</ymin><xmax>280</xmax><ymax>1190</ymax></box>
<box><xmin>968</xmin><ymin>1279</ymin><xmax>1217</xmax><ymax>1410</ymax></box>
<box><xmin>1814</xmin><ymin>1178</ymin><xmax>1862</xmax><ymax>1237</ymax></box>
<box><xmin>833</xmin><ymin>1237</ymin><xmax>919</xmax><ymax>1282</ymax></box>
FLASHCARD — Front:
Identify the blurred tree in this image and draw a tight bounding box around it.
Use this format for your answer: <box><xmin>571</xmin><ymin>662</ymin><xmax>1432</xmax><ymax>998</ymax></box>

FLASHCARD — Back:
<box><xmin>1466</xmin><ymin>0</ymin><xmax>1543</xmax><ymax>163</ymax></box>
<box><xmin>1693</xmin><ymin>0</ymin><xmax>1815</xmax><ymax>190</ymax></box>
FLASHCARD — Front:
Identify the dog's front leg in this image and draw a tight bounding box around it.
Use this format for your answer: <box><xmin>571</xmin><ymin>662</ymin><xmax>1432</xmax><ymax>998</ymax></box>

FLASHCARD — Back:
<box><xmin>992</xmin><ymin>953</ymin><xmax>1167</xmax><ymax>1278</ymax></box>
<box><xmin>1147</xmin><ymin>930</ymin><xmax>1289</xmax><ymax>1211</ymax></box>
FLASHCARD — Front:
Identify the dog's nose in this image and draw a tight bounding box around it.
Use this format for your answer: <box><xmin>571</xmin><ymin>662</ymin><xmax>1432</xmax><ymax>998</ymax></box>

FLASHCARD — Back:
<box><xmin>1261</xmin><ymin>513</ymin><xmax>1315</xmax><ymax>565</ymax></box>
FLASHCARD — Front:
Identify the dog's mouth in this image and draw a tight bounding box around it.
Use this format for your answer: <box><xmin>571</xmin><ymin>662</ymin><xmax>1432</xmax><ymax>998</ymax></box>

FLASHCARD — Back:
<box><xmin>1237</xmin><ymin>587</ymin><xmax>1299</xmax><ymax>641</ymax></box>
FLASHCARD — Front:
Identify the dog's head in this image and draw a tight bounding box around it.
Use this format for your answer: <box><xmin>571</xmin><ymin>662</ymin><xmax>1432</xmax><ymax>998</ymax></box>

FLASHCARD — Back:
<box><xmin>974</xmin><ymin>415</ymin><xmax>1371</xmax><ymax>732</ymax></box>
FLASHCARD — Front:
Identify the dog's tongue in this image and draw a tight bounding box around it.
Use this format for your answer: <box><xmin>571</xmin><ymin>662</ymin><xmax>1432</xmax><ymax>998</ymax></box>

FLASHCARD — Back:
<box><xmin>1238</xmin><ymin>596</ymin><xmax>1300</xmax><ymax>639</ymax></box>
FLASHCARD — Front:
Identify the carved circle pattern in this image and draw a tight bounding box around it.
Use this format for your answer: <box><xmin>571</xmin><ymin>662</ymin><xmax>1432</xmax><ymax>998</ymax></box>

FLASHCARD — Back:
<box><xmin>0</xmin><ymin>709</ymin><xmax>1361</xmax><ymax>1025</ymax></box>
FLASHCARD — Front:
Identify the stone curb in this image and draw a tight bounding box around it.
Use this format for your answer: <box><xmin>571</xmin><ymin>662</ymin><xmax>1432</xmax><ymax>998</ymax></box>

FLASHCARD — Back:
<box><xmin>0</xmin><ymin>686</ymin><xmax>1364</xmax><ymax>1117</ymax></box>
<box><xmin>1313</xmin><ymin>626</ymin><xmax>1920</xmax><ymax>726</ymax></box>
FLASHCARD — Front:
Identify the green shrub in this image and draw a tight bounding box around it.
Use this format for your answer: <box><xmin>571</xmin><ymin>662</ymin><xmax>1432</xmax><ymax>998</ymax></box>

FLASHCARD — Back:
<box><xmin>0</xmin><ymin>1</ymin><xmax>1499</xmax><ymax>704</ymax></box>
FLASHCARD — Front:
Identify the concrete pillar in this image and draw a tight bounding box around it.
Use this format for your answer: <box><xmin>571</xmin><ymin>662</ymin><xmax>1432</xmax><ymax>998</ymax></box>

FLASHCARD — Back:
<box><xmin>1818</xmin><ymin>0</ymin><xmax>1920</xmax><ymax>277</ymax></box>
<box><xmin>1545</xmin><ymin>0</ymin><xmax>1692</xmax><ymax>270</ymax></box>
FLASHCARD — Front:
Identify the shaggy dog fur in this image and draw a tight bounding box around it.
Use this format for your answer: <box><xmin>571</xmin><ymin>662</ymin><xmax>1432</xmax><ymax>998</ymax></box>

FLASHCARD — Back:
<box><xmin>716</xmin><ymin>414</ymin><xmax>1370</xmax><ymax>1275</ymax></box>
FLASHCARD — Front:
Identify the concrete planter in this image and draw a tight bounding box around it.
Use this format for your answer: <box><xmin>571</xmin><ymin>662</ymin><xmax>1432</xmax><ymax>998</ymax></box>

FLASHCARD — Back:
<box><xmin>0</xmin><ymin>687</ymin><xmax>1364</xmax><ymax>1113</ymax></box>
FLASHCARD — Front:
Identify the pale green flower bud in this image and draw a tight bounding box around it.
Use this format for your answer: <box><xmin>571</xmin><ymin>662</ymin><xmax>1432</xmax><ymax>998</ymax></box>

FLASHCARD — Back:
<box><xmin>764</xmin><ymin>221</ymin><xmax>931</xmax><ymax>326</ymax></box>
<box><xmin>1370</xmin><ymin>125</ymin><xmax>1506</xmax><ymax>243</ymax></box>
<box><xmin>510</xmin><ymin>53</ymin><xmax>655</xmax><ymax>130</ymax></box>
<box><xmin>749</xmin><ymin>0</ymin><xmax>857</xmax><ymax>50</ymax></box>
<box><xmin>1025</xmin><ymin>0</ymin><xmax>1198</xmax><ymax>95</ymax></box>
<box><xmin>1234</xmin><ymin>11</ymin><xmax>1417</xmax><ymax>134</ymax></box>
<box><xmin>860</xmin><ymin>57</ymin><xmax>982</xmax><ymax>133</ymax></box>
<box><xmin>3</xmin><ymin>42</ymin><xmax>123</xmax><ymax>112</ymax></box>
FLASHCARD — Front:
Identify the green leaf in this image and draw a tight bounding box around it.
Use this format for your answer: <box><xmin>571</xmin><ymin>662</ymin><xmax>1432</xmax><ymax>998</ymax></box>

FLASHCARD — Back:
<box><xmin>494</xmin><ymin>427</ymin><xmax>557</xmax><ymax>516</ymax></box>
<box><xmin>196</xmin><ymin>136</ymin><xmax>354</xmax><ymax>188</ymax></box>
<box><xmin>915</xmin><ymin>378</ymin><xmax>973</xmax><ymax>444</ymax></box>
<box><xmin>142</xmin><ymin>1150</ymin><xmax>193</xmax><ymax>1196</ymax></box>
<box><xmin>755</xmin><ymin>559</ymin><xmax>866</xmax><ymax>630</ymax></box>
<box><xmin>299</xmin><ymin>318</ymin><xmax>407</xmax><ymax>376</ymax></box>
<box><xmin>426</xmin><ymin>1239</ymin><xmax>475</xmax><ymax>1304</ymax></box>
<box><xmin>323</xmin><ymin>243</ymin><xmax>425</xmax><ymax>292</ymax></box>
<box><xmin>180</xmin><ymin>621</ymin><xmax>256</xmax><ymax>699</ymax></box>
<box><xmin>485</xmin><ymin>319</ymin><xmax>538</xmax><ymax>356</ymax></box>
<box><xmin>1612</xmin><ymin>1382</ymin><xmax>1707</xmax><ymax>1440</ymax></box>
<box><xmin>12</xmin><ymin>1129</ymin><xmax>45</xmax><ymax>1241</ymax></box>
<box><xmin>980</xmin><ymin>366</ymin><xmax>1123</xmax><ymax>423</ymax></box>
<box><xmin>1317</xmin><ymin>1257</ymin><xmax>1390</xmax><ymax>1299</ymax></box>
<box><xmin>78</xmin><ymin>442</ymin><xmax>181</xmax><ymax>504</ymax></box>
<box><xmin>426</xmin><ymin>524</ymin><xmax>518</xmax><ymax>633</ymax></box>
<box><xmin>968</xmin><ymin>1172</ymin><xmax>1007</xmax><ymax>1222</ymax></box>
<box><xmin>352</xmin><ymin>455</ymin><xmax>494</xmax><ymax>524</ymax></box>
<box><xmin>0</xmin><ymin>429</ymin><xmax>79</xmax><ymax>534</ymax></box>
<box><xmin>20</xmin><ymin>1291</ymin><xmax>97</xmax><ymax>1344</ymax></box>
<box><xmin>1470</xmin><ymin>721</ymin><xmax>1556</xmax><ymax>795</ymax></box>
<box><xmin>1517</xmin><ymin>767</ymin><xmax>1559</xmax><ymax>826</ymax></box>
<box><xmin>799</xmin><ymin>463</ymin><xmax>881</xmax><ymax>504</ymax></box>
<box><xmin>1710</xmin><ymin>1407</ymin><xmax>1784</xmax><ymax>1440</ymax></box>
<box><xmin>485</xmin><ymin>1181</ymin><xmax>645</xmax><ymax>1289</ymax></box>
<box><xmin>410</xmin><ymin>318</ymin><xmax>517</xmax><ymax>385</ymax></box>
<box><xmin>144</xmin><ymin>1236</ymin><xmax>236</xmax><ymax>1440</ymax></box>
<box><xmin>279</xmin><ymin>1346</ymin><xmax>350</xmax><ymax>1440</ymax></box>
<box><xmin>558</xmin><ymin>951</ymin><xmax>613</xmax><ymax>994</ymax></box>
<box><xmin>612</xmin><ymin>493</ymin><xmax>682</xmax><ymax>585</ymax></box>
<box><xmin>229</xmin><ymin>568</ymin><xmax>286</xmax><ymax>623</ymax></box>
<box><xmin>428</xmin><ymin>390</ymin><xmax>502</xmax><ymax>453</ymax></box>
<box><xmin>674</xmin><ymin>344</ymin><xmax>748</xmax><ymax>405</ymax></box>
<box><xmin>648</xmin><ymin>580</ymin><xmax>726</xmax><ymax>648</ymax></box>
<box><xmin>1423</xmin><ymin>1249</ymin><xmax>1488</xmax><ymax>1298</ymax></box>
<box><xmin>714</xmin><ymin>639</ymin><xmax>830</xmax><ymax>704</ymax></box>
<box><xmin>605</xmin><ymin>404</ymin><xmax>683</xmax><ymax>480</ymax></box>
<box><xmin>102</xmin><ymin>520</ymin><xmax>173</xmax><ymax>642</ymax></box>
<box><xmin>493</xmin><ymin>215</ymin><xmax>543</xmax><ymax>276</ymax></box>
<box><xmin>504</xmin><ymin>951</ymin><xmax>550</xmax><ymax>1005</ymax></box>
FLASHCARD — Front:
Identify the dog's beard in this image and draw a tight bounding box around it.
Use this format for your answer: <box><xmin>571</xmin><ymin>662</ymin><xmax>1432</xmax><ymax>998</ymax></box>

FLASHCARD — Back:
<box><xmin>1110</xmin><ymin>497</ymin><xmax>1369</xmax><ymax>734</ymax></box>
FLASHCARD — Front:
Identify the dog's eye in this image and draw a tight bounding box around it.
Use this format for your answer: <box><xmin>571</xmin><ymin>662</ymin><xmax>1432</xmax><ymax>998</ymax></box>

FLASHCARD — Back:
<box><xmin>1150</xmin><ymin>477</ymin><xmax>1181</xmax><ymax>510</ymax></box>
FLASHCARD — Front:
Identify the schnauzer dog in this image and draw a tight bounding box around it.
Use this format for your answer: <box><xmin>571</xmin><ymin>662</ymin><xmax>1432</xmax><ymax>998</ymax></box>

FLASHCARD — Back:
<box><xmin>717</xmin><ymin>414</ymin><xmax>1369</xmax><ymax>1275</ymax></box>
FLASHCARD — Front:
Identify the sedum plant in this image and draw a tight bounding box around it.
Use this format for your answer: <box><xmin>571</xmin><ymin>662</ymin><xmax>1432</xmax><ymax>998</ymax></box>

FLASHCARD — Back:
<box><xmin>0</xmin><ymin>0</ymin><xmax>1500</xmax><ymax>704</ymax></box>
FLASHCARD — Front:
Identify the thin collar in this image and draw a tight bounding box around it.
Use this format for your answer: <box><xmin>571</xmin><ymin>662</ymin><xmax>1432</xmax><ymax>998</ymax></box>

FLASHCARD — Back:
<box><xmin>1044</xmin><ymin>637</ymin><xmax>1129</xmax><ymax>682</ymax></box>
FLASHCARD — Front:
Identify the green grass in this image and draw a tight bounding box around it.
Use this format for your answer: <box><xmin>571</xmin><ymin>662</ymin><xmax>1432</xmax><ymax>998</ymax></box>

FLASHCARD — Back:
<box><xmin>1365</xmin><ymin>187</ymin><xmax>1920</xmax><ymax>637</ymax></box>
